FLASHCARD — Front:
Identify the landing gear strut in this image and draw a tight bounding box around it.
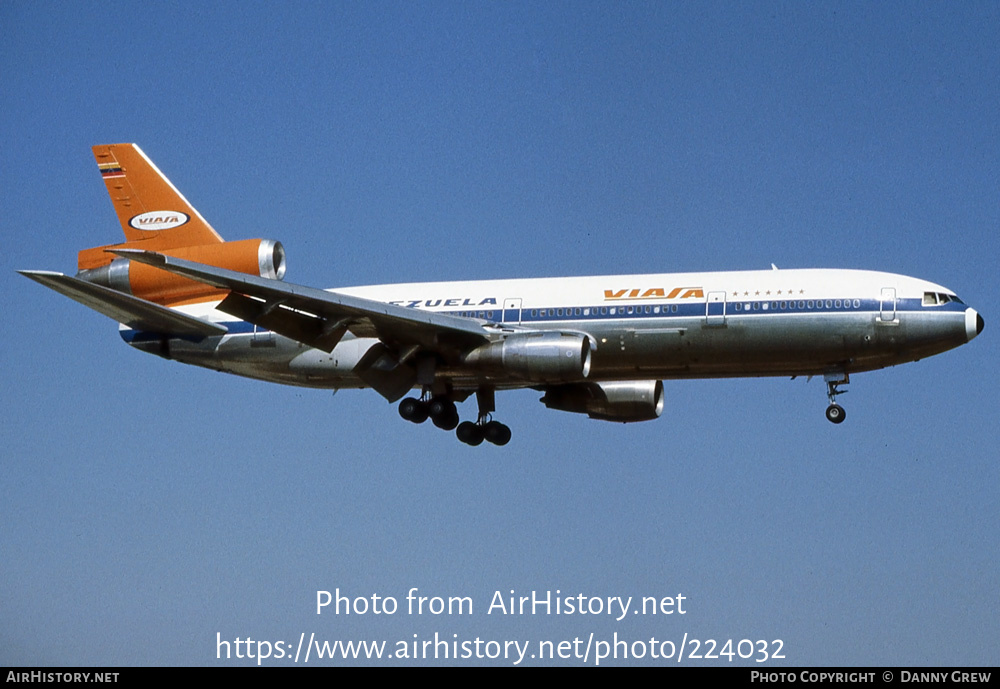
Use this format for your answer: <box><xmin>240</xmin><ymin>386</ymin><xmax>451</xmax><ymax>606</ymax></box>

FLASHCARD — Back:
<box><xmin>824</xmin><ymin>373</ymin><xmax>848</xmax><ymax>424</ymax></box>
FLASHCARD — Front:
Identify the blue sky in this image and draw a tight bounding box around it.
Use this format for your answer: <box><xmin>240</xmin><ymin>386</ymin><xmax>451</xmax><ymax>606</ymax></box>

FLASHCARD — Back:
<box><xmin>2</xmin><ymin>1</ymin><xmax>997</xmax><ymax>666</ymax></box>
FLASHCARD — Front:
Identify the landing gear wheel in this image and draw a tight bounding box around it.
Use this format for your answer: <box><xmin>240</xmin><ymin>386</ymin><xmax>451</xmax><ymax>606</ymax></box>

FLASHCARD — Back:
<box><xmin>428</xmin><ymin>397</ymin><xmax>459</xmax><ymax>431</ymax></box>
<box><xmin>454</xmin><ymin>388</ymin><xmax>512</xmax><ymax>447</ymax></box>
<box><xmin>432</xmin><ymin>410</ymin><xmax>459</xmax><ymax>431</ymax></box>
<box><xmin>398</xmin><ymin>397</ymin><xmax>429</xmax><ymax>424</ymax></box>
<box><xmin>825</xmin><ymin>404</ymin><xmax>846</xmax><ymax>424</ymax></box>
<box><xmin>483</xmin><ymin>420</ymin><xmax>512</xmax><ymax>446</ymax></box>
<box><xmin>823</xmin><ymin>373</ymin><xmax>849</xmax><ymax>424</ymax></box>
<box><xmin>456</xmin><ymin>421</ymin><xmax>485</xmax><ymax>446</ymax></box>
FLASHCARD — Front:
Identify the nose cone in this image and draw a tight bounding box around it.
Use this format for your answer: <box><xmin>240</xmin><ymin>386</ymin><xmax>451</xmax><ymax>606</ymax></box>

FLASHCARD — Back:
<box><xmin>966</xmin><ymin>308</ymin><xmax>984</xmax><ymax>342</ymax></box>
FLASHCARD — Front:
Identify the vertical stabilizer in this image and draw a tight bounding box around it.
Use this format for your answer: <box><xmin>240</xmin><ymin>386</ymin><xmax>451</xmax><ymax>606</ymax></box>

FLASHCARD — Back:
<box><xmin>92</xmin><ymin>143</ymin><xmax>224</xmax><ymax>247</ymax></box>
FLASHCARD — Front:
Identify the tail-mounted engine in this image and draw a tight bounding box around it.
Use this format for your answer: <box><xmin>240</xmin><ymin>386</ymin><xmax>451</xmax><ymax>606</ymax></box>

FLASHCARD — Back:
<box><xmin>540</xmin><ymin>380</ymin><xmax>664</xmax><ymax>422</ymax></box>
<box><xmin>75</xmin><ymin>239</ymin><xmax>286</xmax><ymax>306</ymax></box>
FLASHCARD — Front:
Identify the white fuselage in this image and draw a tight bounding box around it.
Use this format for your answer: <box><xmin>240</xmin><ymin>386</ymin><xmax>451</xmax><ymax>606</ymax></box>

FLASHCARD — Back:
<box><xmin>124</xmin><ymin>268</ymin><xmax>981</xmax><ymax>393</ymax></box>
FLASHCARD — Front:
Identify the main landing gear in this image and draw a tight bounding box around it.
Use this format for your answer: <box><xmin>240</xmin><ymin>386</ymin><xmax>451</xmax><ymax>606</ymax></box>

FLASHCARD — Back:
<box><xmin>398</xmin><ymin>395</ymin><xmax>459</xmax><ymax>430</ymax></box>
<box><xmin>456</xmin><ymin>418</ymin><xmax>512</xmax><ymax>447</ymax></box>
<box><xmin>398</xmin><ymin>388</ymin><xmax>511</xmax><ymax>446</ymax></box>
<box><xmin>824</xmin><ymin>373</ymin><xmax>848</xmax><ymax>424</ymax></box>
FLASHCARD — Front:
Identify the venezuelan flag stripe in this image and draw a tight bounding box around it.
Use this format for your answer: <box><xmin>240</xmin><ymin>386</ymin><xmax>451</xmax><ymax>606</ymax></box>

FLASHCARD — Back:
<box><xmin>98</xmin><ymin>162</ymin><xmax>124</xmax><ymax>178</ymax></box>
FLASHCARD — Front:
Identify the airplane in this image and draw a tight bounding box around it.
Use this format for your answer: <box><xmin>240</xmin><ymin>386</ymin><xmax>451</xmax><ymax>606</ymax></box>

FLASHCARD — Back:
<box><xmin>20</xmin><ymin>144</ymin><xmax>984</xmax><ymax>446</ymax></box>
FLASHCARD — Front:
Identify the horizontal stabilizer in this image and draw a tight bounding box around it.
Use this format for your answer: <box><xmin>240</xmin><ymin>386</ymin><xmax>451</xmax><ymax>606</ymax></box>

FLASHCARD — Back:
<box><xmin>19</xmin><ymin>270</ymin><xmax>227</xmax><ymax>339</ymax></box>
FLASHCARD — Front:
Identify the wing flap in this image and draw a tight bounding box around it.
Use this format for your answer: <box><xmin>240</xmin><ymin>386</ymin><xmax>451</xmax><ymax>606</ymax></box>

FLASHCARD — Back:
<box><xmin>353</xmin><ymin>341</ymin><xmax>418</xmax><ymax>402</ymax></box>
<box><xmin>19</xmin><ymin>270</ymin><xmax>227</xmax><ymax>339</ymax></box>
<box><xmin>218</xmin><ymin>292</ymin><xmax>352</xmax><ymax>352</ymax></box>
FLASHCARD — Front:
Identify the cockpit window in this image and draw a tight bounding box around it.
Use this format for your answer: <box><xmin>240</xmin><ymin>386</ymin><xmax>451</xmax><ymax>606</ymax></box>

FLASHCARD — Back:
<box><xmin>924</xmin><ymin>292</ymin><xmax>964</xmax><ymax>306</ymax></box>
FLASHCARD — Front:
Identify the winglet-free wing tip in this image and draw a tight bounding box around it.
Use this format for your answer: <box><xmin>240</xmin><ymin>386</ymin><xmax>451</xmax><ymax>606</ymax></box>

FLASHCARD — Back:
<box><xmin>18</xmin><ymin>269</ymin><xmax>66</xmax><ymax>283</ymax></box>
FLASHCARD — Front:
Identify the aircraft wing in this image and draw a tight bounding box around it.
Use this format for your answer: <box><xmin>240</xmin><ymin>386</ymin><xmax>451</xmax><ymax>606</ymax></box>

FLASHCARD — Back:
<box><xmin>18</xmin><ymin>270</ymin><xmax>228</xmax><ymax>339</ymax></box>
<box><xmin>110</xmin><ymin>249</ymin><xmax>493</xmax><ymax>357</ymax></box>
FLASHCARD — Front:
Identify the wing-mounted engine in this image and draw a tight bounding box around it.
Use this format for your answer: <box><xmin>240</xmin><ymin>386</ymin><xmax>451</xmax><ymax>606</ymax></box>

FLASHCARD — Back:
<box><xmin>76</xmin><ymin>239</ymin><xmax>286</xmax><ymax>306</ymax></box>
<box><xmin>463</xmin><ymin>332</ymin><xmax>592</xmax><ymax>382</ymax></box>
<box><xmin>540</xmin><ymin>380</ymin><xmax>664</xmax><ymax>422</ymax></box>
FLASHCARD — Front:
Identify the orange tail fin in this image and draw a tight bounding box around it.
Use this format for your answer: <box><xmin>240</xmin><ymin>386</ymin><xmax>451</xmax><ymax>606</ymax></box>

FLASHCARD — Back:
<box><xmin>80</xmin><ymin>144</ymin><xmax>225</xmax><ymax>272</ymax></box>
<box><xmin>76</xmin><ymin>144</ymin><xmax>284</xmax><ymax>307</ymax></box>
<box><xmin>92</xmin><ymin>143</ymin><xmax>223</xmax><ymax>246</ymax></box>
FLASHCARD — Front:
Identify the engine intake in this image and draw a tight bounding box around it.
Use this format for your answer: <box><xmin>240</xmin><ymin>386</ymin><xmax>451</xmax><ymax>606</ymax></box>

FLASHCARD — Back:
<box><xmin>541</xmin><ymin>380</ymin><xmax>664</xmax><ymax>422</ymax></box>
<box><xmin>464</xmin><ymin>332</ymin><xmax>592</xmax><ymax>382</ymax></box>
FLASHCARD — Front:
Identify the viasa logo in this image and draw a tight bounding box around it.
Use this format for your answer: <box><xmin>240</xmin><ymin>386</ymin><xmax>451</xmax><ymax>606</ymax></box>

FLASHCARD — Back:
<box><xmin>604</xmin><ymin>287</ymin><xmax>704</xmax><ymax>300</ymax></box>
<box><xmin>128</xmin><ymin>211</ymin><xmax>190</xmax><ymax>231</ymax></box>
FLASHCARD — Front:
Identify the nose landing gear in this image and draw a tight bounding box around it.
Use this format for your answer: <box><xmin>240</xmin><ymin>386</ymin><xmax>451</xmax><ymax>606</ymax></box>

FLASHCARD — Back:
<box><xmin>824</xmin><ymin>372</ymin><xmax>848</xmax><ymax>424</ymax></box>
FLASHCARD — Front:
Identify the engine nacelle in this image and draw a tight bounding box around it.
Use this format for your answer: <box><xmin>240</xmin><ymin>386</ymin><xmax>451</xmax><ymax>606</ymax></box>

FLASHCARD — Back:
<box><xmin>464</xmin><ymin>332</ymin><xmax>592</xmax><ymax>382</ymax></box>
<box><xmin>76</xmin><ymin>239</ymin><xmax>286</xmax><ymax>305</ymax></box>
<box><xmin>540</xmin><ymin>380</ymin><xmax>664</xmax><ymax>422</ymax></box>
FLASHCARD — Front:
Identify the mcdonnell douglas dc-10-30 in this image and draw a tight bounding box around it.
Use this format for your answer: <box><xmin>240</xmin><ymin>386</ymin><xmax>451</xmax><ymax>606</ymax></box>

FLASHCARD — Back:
<box><xmin>21</xmin><ymin>144</ymin><xmax>984</xmax><ymax>446</ymax></box>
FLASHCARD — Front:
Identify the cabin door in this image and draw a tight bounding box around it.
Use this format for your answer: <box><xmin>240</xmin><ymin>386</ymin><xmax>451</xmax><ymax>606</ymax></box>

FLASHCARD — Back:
<box><xmin>879</xmin><ymin>288</ymin><xmax>896</xmax><ymax>322</ymax></box>
<box><xmin>706</xmin><ymin>291</ymin><xmax>727</xmax><ymax>326</ymax></box>
<box><xmin>503</xmin><ymin>298</ymin><xmax>522</xmax><ymax>325</ymax></box>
